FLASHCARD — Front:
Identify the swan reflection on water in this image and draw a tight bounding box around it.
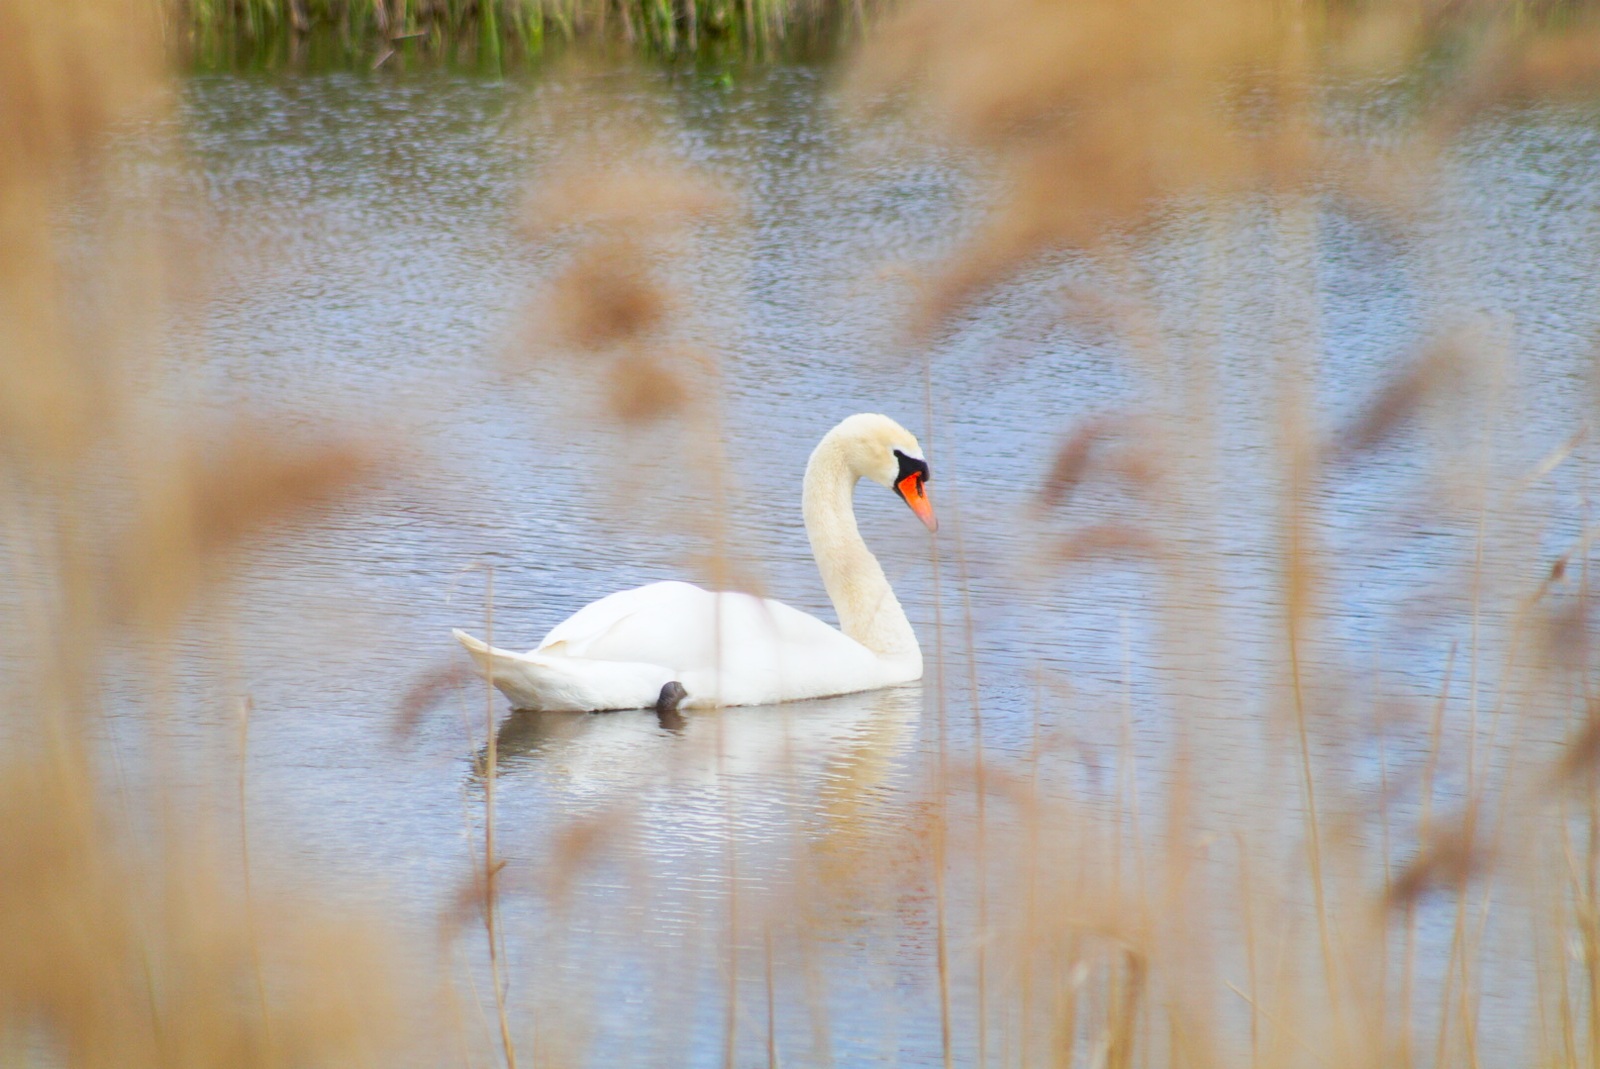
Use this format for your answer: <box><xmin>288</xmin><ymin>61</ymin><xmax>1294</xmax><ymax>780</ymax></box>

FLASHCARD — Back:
<box><xmin>464</xmin><ymin>682</ymin><xmax>928</xmax><ymax>1022</ymax></box>
<box><xmin>469</xmin><ymin>684</ymin><xmax>924</xmax><ymax>913</ymax></box>
<box><xmin>471</xmin><ymin>683</ymin><xmax>924</xmax><ymax>803</ymax></box>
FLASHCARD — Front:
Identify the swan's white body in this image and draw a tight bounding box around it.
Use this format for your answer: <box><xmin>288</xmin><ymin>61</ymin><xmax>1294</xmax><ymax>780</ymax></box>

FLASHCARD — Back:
<box><xmin>454</xmin><ymin>413</ymin><xmax>935</xmax><ymax>711</ymax></box>
<box><xmin>454</xmin><ymin>580</ymin><xmax>915</xmax><ymax>710</ymax></box>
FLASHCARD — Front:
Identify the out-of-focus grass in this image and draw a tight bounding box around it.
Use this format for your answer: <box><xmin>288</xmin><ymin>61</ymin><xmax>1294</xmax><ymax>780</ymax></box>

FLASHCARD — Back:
<box><xmin>830</xmin><ymin>2</ymin><xmax>1600</xmax><ymax>1065</ymax></box>
<box><xmin>13</xmin><ymin>0</ymin><xmax>1600</xmax><ymax>1067</ymax></box>
<box><xmin>0</xmin><ymin>1</ymin><xmax>416</xmax><ymax>1065</ymax></box>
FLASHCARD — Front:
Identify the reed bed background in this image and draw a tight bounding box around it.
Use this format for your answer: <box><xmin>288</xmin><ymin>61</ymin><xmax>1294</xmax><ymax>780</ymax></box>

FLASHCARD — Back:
<box><xmin>177</xmin><ymin>0</ymin><xmax>878</xmax><ymax>65</ymax></box>
<box><xmin>9</xmin><ymin>0</ymin><xmax>1600</xmax><ymax>1066</ymax></box>
<box><xmin>172</xmin><ymin>0</ymin><xmax>1600</xmax><ymax>67</ymax></box>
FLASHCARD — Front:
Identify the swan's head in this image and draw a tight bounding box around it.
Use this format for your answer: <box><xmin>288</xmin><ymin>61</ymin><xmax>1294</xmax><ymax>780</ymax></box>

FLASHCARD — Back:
<box><xmin>826</xmin><ymin>413</ymin><xmax>938</xmax><ymax>533</ymax></box>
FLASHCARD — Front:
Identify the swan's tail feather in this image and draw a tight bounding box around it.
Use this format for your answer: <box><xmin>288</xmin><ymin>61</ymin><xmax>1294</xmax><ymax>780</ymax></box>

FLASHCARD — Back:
<box><xmin>452</xmin><ymin>628</ymin><xmax>561</xmax><ymax>709</ymax></box>
<box><xmin>451</xmin><ymin>628</ymin><xmax>504</xmax><ymax>671</ymax></box>
<box><xmin>451</xmin><ymin>628</ymin><xmax>525</xmax><ymax>691</ymax></box>
<box><xmin>452</xmin><ymin>628</ymin><xmax>672</xmax><ymax>712</ymax></box>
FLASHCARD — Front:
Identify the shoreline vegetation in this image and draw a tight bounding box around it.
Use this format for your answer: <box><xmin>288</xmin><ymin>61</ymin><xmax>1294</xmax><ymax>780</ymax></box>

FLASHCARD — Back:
<box><xmin>177</xmin><ymin>0</ymin><xmax>879</xmax><ymax>68</ymax></box>
<box><xmin>173</xmin><ymin>0</ymin><xmax>1600</xmax><ymax>73</ymax></box>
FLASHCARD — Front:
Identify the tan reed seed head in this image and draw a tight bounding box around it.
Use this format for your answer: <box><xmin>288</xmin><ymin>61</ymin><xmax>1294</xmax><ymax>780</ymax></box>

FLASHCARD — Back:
<box><xmin>546</xmin><ymin>236</ymin><xmax>671</xmax><ymax>349</ymax></box>
<box><xmin>854</xmin><ymin>0</ymin><xmax>1315</xmax><ymax>334</ymax></box>
<box><xmin>517</xmin><ymin>106</ymin><xmax>729</xmax><ymax>424</ymax></box>
<box><xmin>117</xmin><ymin>422</ymin><xmax>383</xmax><ymax>629</ymax></box>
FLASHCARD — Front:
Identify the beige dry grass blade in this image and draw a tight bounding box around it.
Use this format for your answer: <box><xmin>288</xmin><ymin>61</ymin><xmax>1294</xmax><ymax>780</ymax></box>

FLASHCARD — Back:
<box><xmin>0</xmin><ymin>763</ymin><xmax>407</xmax><ymax>1069</ymax></box>
<box><xmin>117</xmin><ymin>423</ymin><xmax>382</xmax><ymax>627</ymax></box>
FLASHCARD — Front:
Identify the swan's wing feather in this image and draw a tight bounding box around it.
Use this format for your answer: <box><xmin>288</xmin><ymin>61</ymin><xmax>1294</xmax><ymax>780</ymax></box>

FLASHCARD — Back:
<box><xmin>675</xmin><ymin>594</ymin><xmax>899</xmax><ymax>705</ymax></box>
<box><xmin>538</xmin><ymin>579</ymin><xmax>874</xmax><ymax>666</ymax></box>
<box><xmin>564</xmin><ymin>587</ymin><xmax>887</xmax><ymax>687</ymax></box>
<box><xmin>510</xmin><ymin>580</ymin><xmax>908</xmax><ymax>707</ymax></box>
<box><xmin>535</xmin><ymin>581</ymin><xmax>704</xmax><ymax>657</ymax></box>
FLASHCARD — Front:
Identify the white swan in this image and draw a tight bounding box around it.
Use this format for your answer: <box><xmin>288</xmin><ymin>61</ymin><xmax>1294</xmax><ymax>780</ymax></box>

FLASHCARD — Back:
<box><xmin>453</xmin><ymin>413</ymin><xmax>937</xmax><ymax>711</ymax></box>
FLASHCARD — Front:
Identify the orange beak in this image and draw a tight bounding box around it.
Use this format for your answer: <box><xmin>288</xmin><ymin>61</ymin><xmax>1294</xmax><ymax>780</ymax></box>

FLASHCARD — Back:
<box><xmin>897</xmin><ymin>473</ymin><xmax>939</xmax><ymax>533</ymax></box>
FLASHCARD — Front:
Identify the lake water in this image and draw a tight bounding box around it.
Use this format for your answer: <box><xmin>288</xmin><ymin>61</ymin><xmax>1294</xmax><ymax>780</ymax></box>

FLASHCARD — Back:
<box><xmin>70</xmin><ymin>62</ymin><xmax>1600</xmax><ymax>1064</ymax></box>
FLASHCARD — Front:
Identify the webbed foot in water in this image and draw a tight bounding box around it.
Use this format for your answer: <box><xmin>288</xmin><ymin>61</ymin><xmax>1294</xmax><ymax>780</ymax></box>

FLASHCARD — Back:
<box><xmin>655</xmin><ymin>680</ymin><xmax>688</xmax><ymax>731</ymax></box>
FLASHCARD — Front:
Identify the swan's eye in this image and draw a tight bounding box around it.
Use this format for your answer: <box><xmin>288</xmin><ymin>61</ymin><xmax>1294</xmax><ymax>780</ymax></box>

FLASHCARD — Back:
<box><xmin>891</xmin><ymin>449</ymin><xmax>937</xmax><ymax>532</ymax></box>
<box><xmin>892</xmin><ymin>449</ymin><xmax>930</xmax><ymax>498</ymax></box>
<box><xmin>896</xmin><ymin>448</ymin><xmax>934</xmax><ymax>483</ymax></box>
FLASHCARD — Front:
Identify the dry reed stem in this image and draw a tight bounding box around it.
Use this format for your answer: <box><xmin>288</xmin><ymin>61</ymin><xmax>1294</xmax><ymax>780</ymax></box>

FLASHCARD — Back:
<box><xmin>0</xmin><ymin>764</ymin><xmax>404</xmax><ymax>1068</ymax></box>
<box><xmin>473</xmin><ymin>572</ymin><xmax>519</xmax><ymax>1069</ymax></box>
<box><xmin>441</xmin><ymin>858</ymin><xmax>514</xmax><ymax>937</ymax></box>
<box><xmin>0</xmin><ymin>3</ymin><xmax>421</xmax><ymax>1065</ymax></box>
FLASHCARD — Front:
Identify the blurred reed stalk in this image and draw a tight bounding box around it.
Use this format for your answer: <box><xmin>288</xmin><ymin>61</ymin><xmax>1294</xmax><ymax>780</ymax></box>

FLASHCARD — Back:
<box><xmin>481</xmin><ymin>569</ymin><xmax>520</xmax><ymax>1069</ymax></box>
<box><xmin>838</xmin><ymin>0</ymin><xmax>1600</xmax><ymax>1066</ymax></box>
<box><xmin>0</xmin><ymin>0</ymin><xmax>415</xmax><ymax>1064</ymax></box>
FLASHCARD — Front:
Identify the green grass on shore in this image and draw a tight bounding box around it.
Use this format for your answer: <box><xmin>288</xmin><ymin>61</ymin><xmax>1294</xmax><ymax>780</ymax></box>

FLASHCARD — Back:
<box><xmin>178</xmin><ymin>0</ymin><xmax>877</xmax><ymax>67</ymax></box>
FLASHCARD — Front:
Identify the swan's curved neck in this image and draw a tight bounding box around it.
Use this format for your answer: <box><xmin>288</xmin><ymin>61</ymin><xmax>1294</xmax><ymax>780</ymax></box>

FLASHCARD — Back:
<box><xmin>803</xmin><ymin>435</ymin><xmax>920</xmax><ymax>662</ymax></box>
